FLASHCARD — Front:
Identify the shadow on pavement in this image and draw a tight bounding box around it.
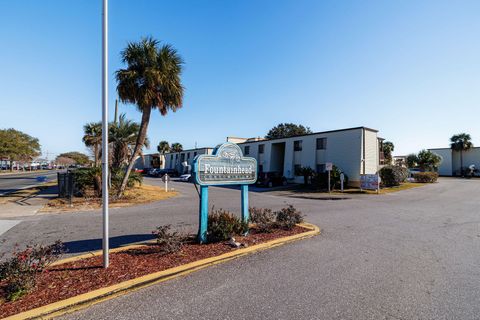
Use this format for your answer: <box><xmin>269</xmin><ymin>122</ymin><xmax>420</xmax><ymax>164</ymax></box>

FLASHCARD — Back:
<box><xmin>63</xmin><ymin>234</ymin><xmax>155</xmax><ymax>254</ymax></box>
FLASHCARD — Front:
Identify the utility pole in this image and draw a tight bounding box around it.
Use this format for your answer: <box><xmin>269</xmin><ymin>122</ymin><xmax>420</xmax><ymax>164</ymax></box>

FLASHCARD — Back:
<box><xmin>114</xmin><ymin>99</ymin><xmax>118</xmax><ymax>124</ymax></box>
<box><xmin>101</xmin><ymin>0</ymin><xmax>109</xmax><ymax>268</ymax></box>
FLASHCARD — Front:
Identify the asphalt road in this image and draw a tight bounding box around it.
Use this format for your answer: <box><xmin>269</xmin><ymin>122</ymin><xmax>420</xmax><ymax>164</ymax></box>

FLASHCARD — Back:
<box><xmin>0</xmin><ymin>170</ymin><xmax>58</xmax><ymax>196</ymax></box>
<box><xmin>1</xmin><ymin>178</ymin><xmax>479</xmax><ymax>319</ymax></box>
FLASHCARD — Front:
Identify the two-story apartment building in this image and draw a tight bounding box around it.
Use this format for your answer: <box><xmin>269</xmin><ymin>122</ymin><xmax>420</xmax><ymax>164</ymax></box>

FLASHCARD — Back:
<box><xmin>164</xmin><ymin>147</ymin><xmax>214</xmax><ymax>174</ymax></box>
<box><xmin>232</xmin><ymin>126</ymin><xmax>382</xmax><ymax>186</ymax></box>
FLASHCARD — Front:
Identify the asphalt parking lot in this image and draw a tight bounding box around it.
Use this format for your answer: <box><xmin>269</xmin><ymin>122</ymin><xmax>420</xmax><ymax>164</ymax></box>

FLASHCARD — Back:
<box><xmin>1</xmin><ymin>178</ymin><xmax>479</xmax><ymax>319</ymax></box>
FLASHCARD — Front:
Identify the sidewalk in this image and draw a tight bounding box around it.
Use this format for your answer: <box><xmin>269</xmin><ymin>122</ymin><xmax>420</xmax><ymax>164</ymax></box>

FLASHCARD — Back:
<box><xmin>0</xmin><ymin>184</ymin><xmax>58</xmax><ymax>218</ymax></box>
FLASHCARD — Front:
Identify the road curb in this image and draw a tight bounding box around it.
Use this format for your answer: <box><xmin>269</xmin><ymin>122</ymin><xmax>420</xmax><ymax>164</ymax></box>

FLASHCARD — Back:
<box><xmin>4</xmin><ymin>223</ymin><xmax>320</xmax><ymax>320</ymax></box>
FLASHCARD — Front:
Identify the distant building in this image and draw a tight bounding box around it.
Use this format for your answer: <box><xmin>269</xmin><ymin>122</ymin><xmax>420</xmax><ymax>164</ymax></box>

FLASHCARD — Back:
<box><xmin>134</xmin><ymin>153</ymin><xmax>164</xmax><ymax>171</ymax></box>
<box><xmin>164</xmin><ymin>147</ymin><xmax>214</xmax><ymax>174</ymax></box>
<box><xmin>147</xmin><ymin>126</ymin><xmax>383</xmax><ymax>185</ymax></box>
<box><xmin>234</xmin><ymin>126</ymin><xmax>382</xmax><ymax>186</ymax></box>
<box><xmin>429</xmin><ymin>147</ymin><xmax>480</xmax><ymax>176</ymax></box>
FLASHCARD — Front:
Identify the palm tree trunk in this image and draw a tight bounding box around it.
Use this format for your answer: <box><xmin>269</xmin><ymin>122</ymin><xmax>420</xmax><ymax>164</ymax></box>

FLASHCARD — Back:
<box><xmin>94</xmin><ymin>144</ymin><xmax>99</xmax><ymax>167</ymax></box>
<box><xmin>117</xmin><ymin>107</ymin><xmax>151</xmax><ymax>197</ymax></box>
<box><xmin>460</xmin><ymin>150</ymin><xmax>464</xmax><ymax>176</ymax></box>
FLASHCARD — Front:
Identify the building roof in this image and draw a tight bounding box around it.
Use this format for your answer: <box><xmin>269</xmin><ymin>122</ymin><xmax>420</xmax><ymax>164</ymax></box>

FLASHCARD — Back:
<box><xmin>236</xmin><ymin>126</ymin><xmax>378</xmax><ymax>145</ymax></box>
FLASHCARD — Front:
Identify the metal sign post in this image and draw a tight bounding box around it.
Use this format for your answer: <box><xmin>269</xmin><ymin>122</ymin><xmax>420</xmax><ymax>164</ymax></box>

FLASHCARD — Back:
<box><xmin>101</xmin><ymin>0</ymin><xmax>109</xmax><ymax>268</ymax></box>
<box><xmin>326</xmin><ymin>162</ymin><xmax>333</xmax><ymax>193</ymax></box>
<box><xmin>193</xmin><ymin>143</ymin><xmax>257</xmax><ymax>243</ymax></box>
<box><xmin>162</xmin><ymin>173</ymin><xmax>170</xmax><ymax>192</ymax></box>
<box><xmin>340</xmin><ymin>172</ymin><xmax>345</xmax><ymax>192</ymax></box>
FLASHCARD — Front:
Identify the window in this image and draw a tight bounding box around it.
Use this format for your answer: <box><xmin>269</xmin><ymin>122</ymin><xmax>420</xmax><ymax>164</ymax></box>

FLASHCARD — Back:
<box><xmin>294</xmin><ymin>164</ymin><xmax>302</xmax><ymax>175</ymax></box>
<box><xmin>175</xmin><ymin>154</ymin><xmax>178</xmax><ymax>160</ymax></box>
<box><xmin>316</xmin><ymin>164</ymin><xmax>326</xmax><ymax>173</ymax></box>
<box><xmin>258</xmin><ymin>144</ymin><xmax>264</xmax><ymax>154</ymax></box>
<box><xmin>180</xmin><ymin>153</ymin><xmax>185</xmax><ymax>162</ymax></box>
<box><xmin>194</xmin><ymin>152</ymin><xmax>197</xmax><ymax>157</ymax></box>
<box><xmin>170</xmin><ymin>155</ymin><xmax>173</xmax><ymax>161</ymax></box>
<box><xmin>244</xmin><ymin>146</ymin><xmax>250</xmax><ymax>155</ymax></box>
<box><xmin>294</xmin><ymin>140</ymin><xmax>302</xmax><ymax>151</ymax></box>
<box><xmin>187</xmin><ymin>152</ymin><xmax>190</xmax><ymax>160</ymax></box>
<box><xmin>316</xmin><ymin>138</ymin><xmax>327</xmax><ymax>150</ymax></box>
<box><xmin>258</xmin><ymin>164</ymin><xmax>264</xmax><ymax>172</ymax></box>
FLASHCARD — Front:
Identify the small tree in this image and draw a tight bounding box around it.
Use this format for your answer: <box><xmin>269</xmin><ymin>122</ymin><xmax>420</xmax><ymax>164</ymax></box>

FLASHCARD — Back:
<box><xmin>265</xmin><ymin>123</ymin><xmax>312</xmax><ymax>139</ymax></box>
<box><xmin>57</xmin><ymin>152</ymin><xmax>90</xmax><ymax>166</ymax></box>
<box><xmin>171</xmin><ymin>142</ymin><xmax>183</xmax><ymax>152</ymax></box>
<box><xmin>0</xmin><ymin>129</ymin><xmax>41</xmax><ymax>171</ymax></box>
<box><xmin>406</xmin><ymin>153</ymin><xmax>418</xmax><ymax>168</ymax></box>
<box><xmin>417</xmin><ymin>150</ymin><xmax>442</xmax><ymax>171</ymax></box>
<box><xmin>296</xmin><ymin>166</ymin><xmax>315</xmax><ymax>185</ymax></box>
<box><xmin>157</xmin><ymin>140</ymin><xmax>170</xmax><ymax>154</ymax></box>
<box><xmin>450</xmin><ymin>133</ymin><xmax>473</xmax><ymax>176</ymax></box>
<box><xmin>382</xmin><ymin>141</ymin><xmax>394</xmax><ymax>165</ymax></box>
<box><xmin>82</xmin><ymin>122</ymin><xmax>102</xmax><ymax>167</ymax></box>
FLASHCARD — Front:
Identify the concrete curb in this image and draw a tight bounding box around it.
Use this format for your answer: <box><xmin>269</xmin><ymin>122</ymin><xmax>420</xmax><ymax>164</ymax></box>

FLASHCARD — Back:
<box><xmin>3</xmin><ymin>223</ymin><xmax>320</xmax><ymax>320</ymax></box>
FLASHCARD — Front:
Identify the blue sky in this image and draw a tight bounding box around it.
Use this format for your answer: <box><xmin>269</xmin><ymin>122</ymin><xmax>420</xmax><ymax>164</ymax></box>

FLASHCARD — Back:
<box><xmin>1</xmin><ymin>0</ymin><xmax>479</xmax><ymax>158</ymax></box>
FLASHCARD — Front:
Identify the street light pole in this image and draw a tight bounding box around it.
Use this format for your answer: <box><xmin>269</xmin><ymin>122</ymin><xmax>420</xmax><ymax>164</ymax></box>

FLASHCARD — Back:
<box><xmin>101</xmin><ymin>0</ymin><xmax>109</xmax><ymax>268</ymax></box>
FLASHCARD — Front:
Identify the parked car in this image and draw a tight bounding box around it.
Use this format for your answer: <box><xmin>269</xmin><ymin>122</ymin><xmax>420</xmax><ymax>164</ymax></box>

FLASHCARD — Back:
<box><xmin>164</xmin><ymin>169</ymin><xmax>179</xmax><ymax>177</ymax></box>
<box><xmin>179</xmin><ymin>174</ymin><xmax>192</xmax><ymax>182</ymax></box>
<box><xmin>256</xmin><ymin>172</ymin><xmax>288</xmax><ymax>188</ymax></box>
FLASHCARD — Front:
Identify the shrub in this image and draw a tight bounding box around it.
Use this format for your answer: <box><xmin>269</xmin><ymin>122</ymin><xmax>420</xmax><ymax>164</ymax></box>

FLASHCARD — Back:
<box><xmin>413</xmin><ymin>172</ymin><xmax>438</xmax><ymax>183</ymax></box>
<box><xmin>111</xmin><ymin>168</ymin><xmax>143</xmax><ymax>190</ymax></box>
<box><xmin>73</xmin><ymin>167</ymin><xmax>102</xmax><ymax>197</ymax></box>
<box><xmin>0</xmin><ymin>241</ymin><xmax>65</xmax><ymax>301</ymax></box>
<box><xmin>152</xmin><ymin>225</ymin><xmax>184</xmax><ymax>254</ymax></box>
<box><xmin>249</xmin><ymin>207</ymin><xmax>276</xmax><ymax>233</ymax></box>
<box><xmin>207</xmin><ymin>209</ymin><xmax>248</xmax><ymax>243</ymax></box>
<box><xmin>312</xmin><ymin>165</ymin><xmax>348</xmax><ymax>190</ymax></box>
<box><xmin>275</xmin><ymin>205</ymin><xmax>304</xmax><ymax>230</ymax></box>
<box><xmin>378</xmin><ymin>165</ymin><xmax>409</xmax><ymax>187</ymax></box>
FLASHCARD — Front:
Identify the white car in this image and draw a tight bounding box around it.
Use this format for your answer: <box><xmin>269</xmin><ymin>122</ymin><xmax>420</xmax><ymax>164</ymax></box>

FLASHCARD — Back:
<box><xmin>179</xmin><ymin>174</ymin><xmax>192</xmax><ymax>182</ymax></box>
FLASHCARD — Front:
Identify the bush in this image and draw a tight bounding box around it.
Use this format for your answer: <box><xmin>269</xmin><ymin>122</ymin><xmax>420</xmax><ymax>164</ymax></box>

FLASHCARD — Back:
<box><xmin>111</xmin><ymin>168</ymin><xmax>143</xmax><ymax>190</ymax></box>
<box><xmin>413</xmin><ymin>172</ymin><xmax>438</xmax><ymax>183</ymax></box>
<box><xmin>378</xmin><ymin>165</ymin><xmax>409</xmax><ymax>187</ymax></box>
<box><xmin>0</xmin><ymin>241</ymin><xmax>65</xmax><ymax>301</ymax></box>
<box><xmin>275</xmin><ymin>205</ymin><xmax>304</xmax><ymax>230</ymax></box>
<box><xmin>152</xmin><ymin>225</ymin><xmax>184</xmax><ymax>254</ymax></box>
<box><xmin>73</xmin><ymin>167</ymin><xmax>143</xmax><ymax>198</ymax></box>
<box><xmin>312</xmin><ymin>165</ymin><xmax>348</xmax><ymax>190</ymax></box>
<box><xmin>73</xmin><ymin>167</ymin><xmax>102</xmax><ymax>197</ymax></box>
<box><xmin>249</xmin><ymin>207</ymin><xmax>276</xmax><ymax>233</ymax></box>
<box><xmin>207</xmin><ymin>209</ymin><xmax>248</xmax><ymax>243</ymax></box>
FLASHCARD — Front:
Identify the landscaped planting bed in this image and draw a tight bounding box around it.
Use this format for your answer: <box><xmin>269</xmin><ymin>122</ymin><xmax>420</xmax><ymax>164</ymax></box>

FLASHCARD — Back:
<box><xmin>0</xmin><ymin>225</ymin><xmax>309</xmax><ymax>318</ymax></box>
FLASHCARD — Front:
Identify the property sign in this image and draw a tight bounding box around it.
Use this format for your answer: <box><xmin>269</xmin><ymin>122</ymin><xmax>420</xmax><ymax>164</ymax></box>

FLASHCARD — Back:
<box><xmin>360</xmin><ymin>174</ymin><xmax>380</xmax><ymax>190</ymax></box>
<box><xmin>193</xmin><ymin>142</ymin><xmax>257</xmax><ymax>243</ymax></box>
<box><xmin>325</xmin><ymin>162</ymin><xmax>333</xmax><ymax>171</ymax></box>
<box><xmin>194</xmin><ymin>142</ymin><xmax>257</xmax><ymax>186</ymax></box>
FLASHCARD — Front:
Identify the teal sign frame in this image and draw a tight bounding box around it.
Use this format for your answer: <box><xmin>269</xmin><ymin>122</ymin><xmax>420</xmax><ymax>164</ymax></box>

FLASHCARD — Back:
<box><xmin>193</xmin><ymin>142</ymin><xmax>257</xmax><ymax>243</ymax></box>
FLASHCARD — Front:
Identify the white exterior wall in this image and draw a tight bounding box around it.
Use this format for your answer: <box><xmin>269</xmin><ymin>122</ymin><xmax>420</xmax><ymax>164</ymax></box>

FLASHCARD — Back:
<box><xmin>363</xmin><ymin>129</ymin><xmax>380</xmax><ymax>175</ymax></box>
<box><xmin>239</xmin><ymin>127</ymin><xmax>379</xmax><ymax>185</ymax></box>
<box><xmin>430</xmin><ymin>149</ymin><xmax>452</xmax><ymax>176</ymax></box>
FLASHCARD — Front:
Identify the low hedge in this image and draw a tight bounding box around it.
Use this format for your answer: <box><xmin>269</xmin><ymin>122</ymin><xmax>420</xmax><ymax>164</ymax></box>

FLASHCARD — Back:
<box><xmin>413</xmin><ymin>172</ymin><xmax>438</xmax><ymax>183</ymax></box>
<box><xmin>379</xmin><ymin>165</ymin><xmax>409</xmax><ymax>187</ymax></box>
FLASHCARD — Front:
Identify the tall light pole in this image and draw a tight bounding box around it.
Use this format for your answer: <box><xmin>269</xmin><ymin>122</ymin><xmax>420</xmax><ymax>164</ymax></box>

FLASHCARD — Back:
<box><xmin>101</xmin><ymin>0</ymin><xmax>109</xmax><ymax>268</ymax></box>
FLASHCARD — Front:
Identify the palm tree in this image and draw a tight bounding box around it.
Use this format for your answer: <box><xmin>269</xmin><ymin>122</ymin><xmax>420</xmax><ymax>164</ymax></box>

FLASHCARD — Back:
<box><xmin>171</xmin><ymin>142</ymin><xmax>183</xmax><ymax>153</ymax></box>
<box><xmin>157</xmin><ymin>140</ymin><xmax>170</xmax><ymax>154</ymax></box>
<box><xmin>417</xmin><ymin>150</ymin><xmax>442</xmax><ymax>172</ymax></box>
<box><xmin>109</xmin><ymin>114</ymin><xmax>149</xmax><ymax>170</ymax></box>
<box><xmin>382</xmin><ymin>141</ymin><xmax>394</xmax><ymax>165</ymax></box>
<box><xmin>450</xmin><ymin>133</ymin><xmax>473</xmax><ymax>176</ymax></box>
<box><xmin>116</xmin><ymin>37</ymin><xmax>184</xmax><ymax>197</ymax></box>
<box><xmin>82</xmin><ymin>122</ymin><xmax>102</xmax><ymax>167</ymax></box>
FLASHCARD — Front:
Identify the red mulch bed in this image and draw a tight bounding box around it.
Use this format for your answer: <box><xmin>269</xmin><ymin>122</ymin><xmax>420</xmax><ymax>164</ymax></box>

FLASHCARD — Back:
<box><xmin>0</xmin><ymin>226</ymin><xmax>308</xmax><ymax>318</ymax></box>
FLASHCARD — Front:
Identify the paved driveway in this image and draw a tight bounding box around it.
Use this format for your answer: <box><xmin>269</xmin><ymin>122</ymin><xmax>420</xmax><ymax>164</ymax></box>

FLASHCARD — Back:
<box><xmin>2</xmin><ymin>178</ymin><xmax>480</xmax><ymax>319</ymax></box>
